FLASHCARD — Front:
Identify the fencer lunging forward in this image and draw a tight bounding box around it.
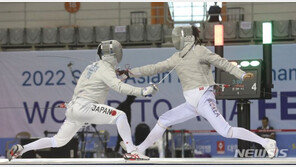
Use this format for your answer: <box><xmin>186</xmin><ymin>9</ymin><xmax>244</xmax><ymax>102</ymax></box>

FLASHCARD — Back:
<box><xmin>126</xmin><ymin>26</ymin><xmax>278</xmax><ymax>158</ymax></box>
<box><xmin>7</xmin><ymin>40</ymin><xmax>156</xmax><ymax>161</ymax></box>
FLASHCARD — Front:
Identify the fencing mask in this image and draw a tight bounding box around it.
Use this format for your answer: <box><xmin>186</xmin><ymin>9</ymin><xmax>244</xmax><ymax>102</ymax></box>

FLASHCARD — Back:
<box><xmin>97</xmin><ymin>40</ymin><xmax>123</xmax><ymax>67</ymax></box>
<box><xmin>172</xmin><ymin>26</ymin><xmax>201</xmax><ymax>50</ymax></box>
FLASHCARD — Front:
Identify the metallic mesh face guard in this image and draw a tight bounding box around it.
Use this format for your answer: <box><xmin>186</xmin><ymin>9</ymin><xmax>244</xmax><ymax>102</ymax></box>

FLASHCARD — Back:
<box><xmin>97</xmin><ymin>40</ymin><xmax>122</xmax><ymax>63</ymax></box>
<box><xmin>172</xmin><ymin>26</ymin><xmax>195</xmax><ymax>50</ymax></box>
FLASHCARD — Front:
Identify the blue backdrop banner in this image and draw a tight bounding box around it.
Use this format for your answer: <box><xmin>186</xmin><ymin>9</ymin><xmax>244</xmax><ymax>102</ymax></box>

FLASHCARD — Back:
<box><xmin>0</xmin><ymin>44</ymin><xmax>295</xmax><ymax>157</ymax></box>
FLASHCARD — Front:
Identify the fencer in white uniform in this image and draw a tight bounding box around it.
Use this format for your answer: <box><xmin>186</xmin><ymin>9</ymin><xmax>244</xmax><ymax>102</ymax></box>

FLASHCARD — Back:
<box><xmin>7</xmin><ymin>40</ymin><xmax>156</xmax><ymax>161</ymax></box>
<box><xmin>126</xmin><ymin>26</ymin><xmax>278</xmax><ymax>158</ymax></box>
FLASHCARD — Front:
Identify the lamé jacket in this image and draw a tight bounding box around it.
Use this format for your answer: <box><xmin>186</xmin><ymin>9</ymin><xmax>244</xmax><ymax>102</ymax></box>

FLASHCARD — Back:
<box><xmin>73</xmin><ymin>60</ymin><xmax>142</xmax><ymax>104</ymax></box>
<box><xmin>130</xmin><ymin>43</ymin><xmax>245</xmax><ymax>92</ymax></box>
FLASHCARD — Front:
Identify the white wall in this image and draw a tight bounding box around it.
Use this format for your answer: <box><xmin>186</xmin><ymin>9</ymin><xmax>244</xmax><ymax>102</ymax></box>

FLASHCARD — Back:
<box><xmin>226</xmin><ymin>2</ymin><xmax>296</xmax><ymax>21</ymax></box>
<box><xmin>0</xmin><ymin>2</ymin><xmax>151</xmax><ymax>28</ymax></box>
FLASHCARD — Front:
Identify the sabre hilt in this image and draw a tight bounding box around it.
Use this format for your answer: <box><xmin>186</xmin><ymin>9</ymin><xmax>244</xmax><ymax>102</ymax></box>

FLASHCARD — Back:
<box><xmin>116</xmin><ymin>69</ymin><xmax>130</xmax><ymax>78</ymax></box>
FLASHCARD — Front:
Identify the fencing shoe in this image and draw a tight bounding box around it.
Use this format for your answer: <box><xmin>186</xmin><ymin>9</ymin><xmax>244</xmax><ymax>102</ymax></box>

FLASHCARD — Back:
<box><xmin>7</xmin><ymin>144</ymin><xmax>23</xmax><ymax>161</ymax></box>
<box><xmin>124</xmin><ymin>150</ymin><xmax>150</xmax><ymax>161</ymax></box>
<box><xmin>264</xmin><ymin>138</ymin><xmax>278</xmax><ymax>158</ymax></box>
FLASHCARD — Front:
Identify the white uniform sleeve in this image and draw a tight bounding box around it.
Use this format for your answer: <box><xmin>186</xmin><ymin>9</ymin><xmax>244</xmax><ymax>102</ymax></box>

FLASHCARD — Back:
<box><xmin>102</xmin><ymin>68</ymin><xmax>143</xmax><ymax>97</ymax></box>
<box><xmin>129</xmin><ymin>54</ymin><xmax>177</xmax><ymax>78</ymax></box>
<box><xmin>202</xmin><ymin>47</ymin><xmax>245</xmax><ymax>80</ymax></box>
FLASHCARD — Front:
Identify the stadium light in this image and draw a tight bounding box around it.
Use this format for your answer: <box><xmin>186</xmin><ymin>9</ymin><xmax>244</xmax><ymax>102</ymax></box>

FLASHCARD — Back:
<box><xmin>262</xmin><ymin>22</ymin><xmax>272</xmax><ymax>44</ymax></box>
<box><xmin>214</xmin><ymin>25</ymin><xmax>224</xmax><ymax>46</ymax></box>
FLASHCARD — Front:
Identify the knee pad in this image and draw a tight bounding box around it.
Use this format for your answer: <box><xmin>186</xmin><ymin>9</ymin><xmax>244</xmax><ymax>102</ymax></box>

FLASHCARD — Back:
<box><xmin>157</xmin><ymin>115</ymin><xmax>170</xmax><ymax>129</ymax></box>
<box><xmin>157</xmin><ymin>121</ymin><xmax>167</xmax><ymax>129</ymax></box>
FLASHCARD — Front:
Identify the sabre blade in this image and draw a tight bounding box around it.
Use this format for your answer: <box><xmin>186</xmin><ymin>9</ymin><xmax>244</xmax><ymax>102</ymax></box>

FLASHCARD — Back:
<box><xmin>156</xmin><ymin>43</ymin><xmax>194</xmax><ymax>85</ymax></box>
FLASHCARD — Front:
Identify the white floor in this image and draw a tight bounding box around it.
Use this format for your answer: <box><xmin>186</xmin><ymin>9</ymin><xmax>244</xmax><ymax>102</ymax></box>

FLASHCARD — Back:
<box><xmin>0</xmin><ymin>158</ymin><xmax>296</xmax><ymax>166</ymax></box>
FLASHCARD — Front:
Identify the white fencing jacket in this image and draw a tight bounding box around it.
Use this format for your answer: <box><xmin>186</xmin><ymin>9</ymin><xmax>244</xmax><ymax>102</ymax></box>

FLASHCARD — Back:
<box><xmin>130</xmin><ymin>43</ymin><xmax>246</xmax><ymax>92</ymax></box>
<box><xmin>73</xmin><ymin>60</ymin><xmax>142</xmax><ymax>104</ymax></box>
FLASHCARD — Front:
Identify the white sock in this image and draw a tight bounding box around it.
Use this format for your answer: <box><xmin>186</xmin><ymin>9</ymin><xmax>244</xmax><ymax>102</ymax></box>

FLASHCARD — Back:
<box><xmin>116</xmin><ymin>114</ymin><xmax>136</xmax><ymax>153</ymax></box>
<box><xmin>20</xmin><ymin>137</ymin><xmax>55</xmax><ymax>155</ymax></box>
<box><xmin>138</xmin><ymin>123</ymin><xmax>166</xmax><ymax>154</ymax></box>
<box><xmin>232</xmin><ymin>127</ymin><xmax>268</xmax><ymax>148</ymax></box>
